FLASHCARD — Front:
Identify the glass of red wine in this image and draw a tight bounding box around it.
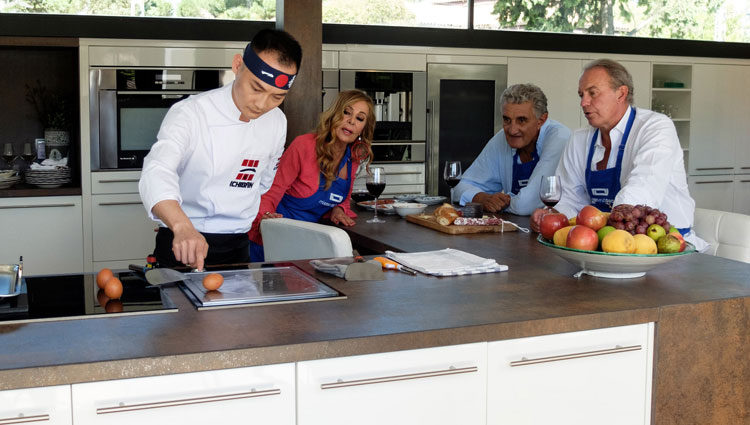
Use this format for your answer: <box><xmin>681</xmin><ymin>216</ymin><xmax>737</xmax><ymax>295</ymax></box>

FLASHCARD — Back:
<box><xmin>539</xmin><ymin>175</ymin><xmax>561</xmax><ymax>211</ymax></box>
<box><xmin>443</xmin><ymin>161</ymin><xmax>462</xmax><ymax>204</ymax></box>
<box><xmin>366</xmin><ymin>167</ymin><xmax>386</xmax><ymax>223</ymax></box>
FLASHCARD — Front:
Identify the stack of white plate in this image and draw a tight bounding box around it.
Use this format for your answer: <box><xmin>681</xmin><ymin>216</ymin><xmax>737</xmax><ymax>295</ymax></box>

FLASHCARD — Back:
<box><xmin>25</xmin><ymin>166</ymin><xmax>72</xmax><ymax>188</ymax></box>
<box><xmin>0</xmin><ymin>171</ymin><xmax>21</xmax><ymax>189</ymax></box>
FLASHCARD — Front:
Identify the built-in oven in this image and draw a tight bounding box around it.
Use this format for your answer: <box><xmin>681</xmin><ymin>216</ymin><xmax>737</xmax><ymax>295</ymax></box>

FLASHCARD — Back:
<box><xmin>89</xmin><ymin>68</ymin><xmax>234</xmax><ymax>170</ymax></box>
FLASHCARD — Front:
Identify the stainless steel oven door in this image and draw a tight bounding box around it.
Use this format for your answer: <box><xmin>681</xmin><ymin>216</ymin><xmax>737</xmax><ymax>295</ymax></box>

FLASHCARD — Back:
<box><xmin>371</xmin><ymin>141</ymin><xmax>425</xmax><ymax>163</ymax></box>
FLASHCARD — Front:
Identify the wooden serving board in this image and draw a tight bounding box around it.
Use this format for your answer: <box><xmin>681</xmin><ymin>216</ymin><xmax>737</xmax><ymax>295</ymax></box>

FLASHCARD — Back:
<box><xmin>405</xmin><ymin>214</ymin><xmax>517</xmax><ymax>234</ymax></box>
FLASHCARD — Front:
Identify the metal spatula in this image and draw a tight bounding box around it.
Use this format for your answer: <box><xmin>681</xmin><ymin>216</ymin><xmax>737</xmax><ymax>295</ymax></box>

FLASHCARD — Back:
<box><xmin>145</xmin><ymin>268</ymin><xmax>192</xmax><ymax>286</ymax></box>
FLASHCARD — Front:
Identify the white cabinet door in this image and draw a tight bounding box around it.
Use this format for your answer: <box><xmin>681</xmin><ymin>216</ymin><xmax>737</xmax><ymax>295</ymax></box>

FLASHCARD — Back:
<box><xmin>298</xmin><ymin>343</ymin><xmax>487</xmax><ymax>425</ymax></box>
<box><xmin>0</xmin><ymin>196</ymin><xmax>83</xmax><ymax>275</ymax></box>
<box><xmin>507</xmin><ymin>57</ymin><xmax>583</xmax><ymax>131</ymax></box>
<box><xmin>91</xmin><ymin>194</ymin><xmax>156</xmax><ymax>263</ymax></box>
<box><xmin>353</xmin><ymin>163</ymin><xmax>425</xmax><ymax>195</ymax></box>
<box><xmin>72</xmin><ymin>364</ymin><xmax>295</xmax><ymax>425</ymax></box>
<box><xmin>91</xmin><ymin>171</ymin><xmax>141</xmax><ymax>194</ymax></box>
<box><xmin>688</xmin><ymin>175</ymin><xmax>735</xmax><ymax>212</ymax></box>
<box><xmin>487</xmin><ymin>324</ymin><xmax>653</xmax><ymax>425</ymax></box>
<box><xmin>617</xmin><ymin>60</ymin><xmax>652</xmax><ymax>111</ymax></box>
<box><xmin>733</xmin><ymin>176</ymin><xmax>750</xmax><ymax>215</ymax></box>
<box><xmin>690</xmin><ymin>65</ymin><xmax>745</xmax><ymax>175</ymax></box>
<box><xmin>0</xmin><ymin>385</ymin><xmax>72</xmax><ymax>425</ymax></box>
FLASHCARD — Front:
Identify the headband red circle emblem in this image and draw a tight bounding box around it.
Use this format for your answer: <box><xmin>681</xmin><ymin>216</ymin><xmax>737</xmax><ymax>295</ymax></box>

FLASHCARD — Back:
<box><xmin>275</xmin><ymin>75</ymin><xmax>289</xmax><ymax>88</ymax></box>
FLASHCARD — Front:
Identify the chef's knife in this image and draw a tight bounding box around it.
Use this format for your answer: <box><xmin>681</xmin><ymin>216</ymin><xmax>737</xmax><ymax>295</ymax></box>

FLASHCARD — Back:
<box><xmin>145</xmin><ymin>268</ymin><xmax>192</xmax><ymax>286</ymax></box>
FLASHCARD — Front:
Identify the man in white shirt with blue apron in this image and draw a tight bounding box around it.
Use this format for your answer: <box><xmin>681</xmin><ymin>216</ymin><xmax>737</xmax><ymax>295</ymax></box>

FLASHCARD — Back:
<box><xmin>139</xmin><ymin>29</ymin><xmax>302</xmax><ymax>271</ymax></box>
<box><xmin>530</xmin><ymin>59</ymin><xmax>706</xmax><ymax>250</ymax></box>
<box><xmin>453</xmin><ymin>84</ymin><xmax>570</xmax><ymax>215</ymax></box>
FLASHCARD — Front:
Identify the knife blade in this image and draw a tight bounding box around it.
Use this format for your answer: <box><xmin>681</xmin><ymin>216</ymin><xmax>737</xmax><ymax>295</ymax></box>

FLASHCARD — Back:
<box><xmin>145</xmin><ymin>268</ymin><xmax>192</xmax><ymax>286</ymax></box>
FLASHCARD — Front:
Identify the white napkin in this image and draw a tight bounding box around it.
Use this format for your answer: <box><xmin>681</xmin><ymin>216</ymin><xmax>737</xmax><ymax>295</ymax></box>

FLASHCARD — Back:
<box><xmin>385</xmin><ymin>248</ymin><xmax>508</xmax><ymax>276</ymax></box>
<box><xmin>31</xmin><ymin>157</ymin><xmax>68</xmax><ymax>170</ymax></box>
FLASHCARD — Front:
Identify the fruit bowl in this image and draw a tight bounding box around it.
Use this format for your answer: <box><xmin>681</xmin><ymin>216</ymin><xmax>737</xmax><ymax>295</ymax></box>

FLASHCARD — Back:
<box><xmin>537</xmin><ymin>234</ymin><xmax>696</xmax><ymax>279</ymax></box>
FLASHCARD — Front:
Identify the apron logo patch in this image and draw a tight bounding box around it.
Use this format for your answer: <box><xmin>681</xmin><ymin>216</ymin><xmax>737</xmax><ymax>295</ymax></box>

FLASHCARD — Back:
<box><xmin>329</xmin><ymin>193</ymin><xmax>344</xmax><ymax>203</ymax></box>
<box><xmin>592</xmin><ymin>188</ymin><xmax>609</xmax><ymax>196</ymax></box>
<box><xmin>518</xmin><ymin>179</ymin><xmax>529</xmax><ymax>188</ymax></box>
<box><xmin>230</xmin><ymin>158</ymin><xmax>260</xmax><ymax>188</ymax></box>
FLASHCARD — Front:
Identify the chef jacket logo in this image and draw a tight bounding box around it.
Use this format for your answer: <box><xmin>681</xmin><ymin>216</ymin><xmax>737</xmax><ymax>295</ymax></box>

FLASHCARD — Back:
<box><xmin>230</xmin><ymin>159</ymin><xmax>260</xmax><ymax>188</ymax></box>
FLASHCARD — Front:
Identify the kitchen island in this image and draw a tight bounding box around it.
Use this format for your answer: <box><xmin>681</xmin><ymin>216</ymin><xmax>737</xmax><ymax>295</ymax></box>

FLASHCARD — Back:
<box><xmin>0</xmin><ymin>213</ymin><xmax>748</xmax><ymax>424</ymax></box>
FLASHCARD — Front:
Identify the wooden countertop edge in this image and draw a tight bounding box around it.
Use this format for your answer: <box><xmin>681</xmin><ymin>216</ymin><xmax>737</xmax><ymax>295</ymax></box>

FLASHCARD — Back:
<box><xmin>0</xmin><ymin>307</ymin><xmax>658</xmax><ymax>391</ymax></box>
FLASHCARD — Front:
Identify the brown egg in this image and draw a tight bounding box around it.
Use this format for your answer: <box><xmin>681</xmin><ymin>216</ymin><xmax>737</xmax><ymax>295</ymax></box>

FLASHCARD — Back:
<box><xmin>202</xmin><ymin>273</ymin><xmax>224</xmax><ymax>291</ymax></box>
<box><xmin>96</xmin><ymin>268</ymin><xmax>114</xmax><ymax>289</ymax></box>
<box><xmin>105</xmin><ymin>300</ymin><xmax>123</xmax><ymax>313</ymax></box>
<box><xmin>104</xmin><ymin>277</ymin><xmax>123</xmax><ymax>299</ymax></box>
<box><xmin>96</xmin><ymin>289</ymin><xmax>110</xmax><ymax>307</ymax></box>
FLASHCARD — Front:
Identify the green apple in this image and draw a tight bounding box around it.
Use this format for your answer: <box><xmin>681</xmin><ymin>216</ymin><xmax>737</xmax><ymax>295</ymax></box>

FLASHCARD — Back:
<box><xmin>669</xmin><ymin>226</ymin><xmax>678</xmax><ymax>234</ymax></box>
<box><xmin>597</xmin><ymin>225</ymin><xmax>616</xmax><ymax>243</ymax></box>
<box><xmin>647</xmin><ymin>224</ymin><xmax>667</xmax><ymax>242</ymax></box>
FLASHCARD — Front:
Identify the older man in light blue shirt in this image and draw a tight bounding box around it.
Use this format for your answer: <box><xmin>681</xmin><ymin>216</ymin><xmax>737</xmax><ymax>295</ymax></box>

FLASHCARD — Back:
<box><xmin>454</xmin><ymin>84</ymin><xmax>571</xmax><ymax>215</ymax></box>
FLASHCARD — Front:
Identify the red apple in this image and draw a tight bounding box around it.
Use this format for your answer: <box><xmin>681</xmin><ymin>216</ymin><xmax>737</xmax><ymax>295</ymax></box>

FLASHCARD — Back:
<box><xmin>668</xmin><ymin>231</ymin><xmax>686</xmax><ymax>252</ymax></box>
<box><xmin>577</xmin><ymin>205</ymin><xmax>607</xmax><ymax>231</ymax></box>
<box><xmin>540</xmin><ymin>213</ymin><xmax>570</xmax><ymax>240</ymax></box>
<box><xmin>566</xmin><ymin>225</ymin><xmax>599</xmax><ymax>251</ymax></box>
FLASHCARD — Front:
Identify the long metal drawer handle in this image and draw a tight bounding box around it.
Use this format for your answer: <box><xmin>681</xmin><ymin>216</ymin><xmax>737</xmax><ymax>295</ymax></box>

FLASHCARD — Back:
<box><xmin>0</xmin><ymin>203</ymin><xmax>75</xmax><ymax>209</ymax></box>
<box><xmin>695</xmin><ymin>167</ymin><xmax>733</xmax><ymax>171</ymax></box>
<box><xmin>510</xmin><ymin>345</ymin><xmax>641</xmax><ymax>367</ymax></box>
<box><xmin>97</xmin><ymin>179</ymin><xmax>140</xmax><ymax>183</ymax></box>
<box><xmin>96</xmin><ymin>388</ymin><xmax>281</xmax><ymax>415</ymax></box>
<box><xmin>694</xmin><ymin>180</ymin><xmax>733</xmax><ymax>184</ymax></box>
<box><xmin>0</xmin><ymin>414</ymin><xmax>50</xmax><ymax>425</ymax></box>
<box><xmin>97</xmin><ymin>201</ymin><xmax>143</xmax><ymax>206</ymax></box>
<box><xmin>320</xmin><ymin>365</ymin><xmax>478</xmax><ymax>390</ymax></box>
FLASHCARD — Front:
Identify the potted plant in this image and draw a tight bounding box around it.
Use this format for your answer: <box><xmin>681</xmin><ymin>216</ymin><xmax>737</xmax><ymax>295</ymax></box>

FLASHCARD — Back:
<box><xmin>25</xmin><ymin>80</ymin><xmax>73</xmax><ymax>160</ymax></box>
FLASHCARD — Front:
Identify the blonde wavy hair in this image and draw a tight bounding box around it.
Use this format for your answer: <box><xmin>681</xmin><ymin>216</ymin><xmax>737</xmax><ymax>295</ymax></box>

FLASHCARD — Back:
<box><xmin>315</xmin><ymin>90</ymin><xmax>375</xmax><ymax>190</ymax></box>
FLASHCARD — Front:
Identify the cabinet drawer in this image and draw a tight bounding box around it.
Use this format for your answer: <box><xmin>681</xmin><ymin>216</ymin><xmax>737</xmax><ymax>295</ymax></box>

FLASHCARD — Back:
<box><xmin>92</xmin><ymin>194</ymin><xmax>156</xmax><ymax>262</ymax></box>
<box><xmin>0</xmin><ymin>385</ymin><xmax>72</xmax><ymax>425</ymax></box>
<box><xmin>488</xmin><ymin>323</ymin><xmax>653</xmax><ymax>425</ymax></box>
<box><xmin>91</xmin><ymin>171</ymin><xmax>141</xmax><ymax>194</ymax></box>
<box><xmin>0</xmin><ymin>196</ymin><xmax>83</xmax><ymax>275</ymax></box>
<box><xmin>72</xmin><ymin>364</ymin><xmax>295</xmax><ymax>425</ymax></box>
<box><xmin>688</xmin><ymin>176</ymin><xmax>734</xmax><ymax>212</ymax></box>
<box><xmin>298</xmin><ymin>343</ymin><xmax>486</xmax><ymax>425</ymax></box>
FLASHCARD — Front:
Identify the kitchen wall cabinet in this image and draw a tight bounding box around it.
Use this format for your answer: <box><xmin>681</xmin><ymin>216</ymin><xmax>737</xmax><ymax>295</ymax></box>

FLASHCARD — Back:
<box><xmin>352</xmin><ymin>163</ymin><xmax>425</xmax><ymax>196</ymax></box>
<box><xmin>688</xmin><ymin>176</ymin><xmax>735</xmax><ymax>212</ymax></box>
<box><xmin>71</xmin><ymin>363</ymin><xmax>295</xmax><ymax>425</ymax></box>
<box><xmin>487</xmin><ymin>323</ymin><xmax>654</xmax><ymax>425</ymax></box>
<box><xmin>0</xmin><ymin>196</ymin><xmax>83</xmax><ymax>275</ymax></box>
<box><xmin>297</xmin><ymin>342</ymin><xmax>487</xmax><ymax>425</ymax></box>
<box><xmin>0</xmin><ymin>385</ymin><xmax>72</xmax><ymax>425</ymax></box>
<box><xmin>90</xmin><ymin>171</ymin><xmax>156</xmax><ymax>270</ymax></box>
<box><xmin>690</xmin><ymin>64</ymin><xmax>750</xmax><ymax>176</ymax></box>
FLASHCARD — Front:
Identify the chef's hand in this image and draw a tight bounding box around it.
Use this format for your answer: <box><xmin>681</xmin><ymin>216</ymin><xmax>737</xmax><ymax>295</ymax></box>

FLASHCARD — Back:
<box><xmin>171</xmin><ymin>222</ymin><xmax>209</xmax><ymax>271</ymax></box>
<box><xmin>260</xmin><ymin>211</ymin><xmax>283</xmax><ymax>220</ymax></box>
<box><xmin>330</xmin><ymin>207</ymin><xmax>355</xmax><ymax>226</ymax></box>
<box><xmin>472</xmin><ymin>192</ymin><xmax>511</xmax><ymax>213</ymax></box>
<box><xmin>530</xmin><ymin>207</ymin><xmax>559</xmax><ymax>233</ymax></box>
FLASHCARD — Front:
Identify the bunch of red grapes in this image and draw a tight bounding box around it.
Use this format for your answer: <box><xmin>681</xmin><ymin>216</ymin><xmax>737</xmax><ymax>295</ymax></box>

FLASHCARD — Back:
<box><xmin>607</xmin><ymin>204</ymin><xmax>670</xmax><ymax>235</ymax></box>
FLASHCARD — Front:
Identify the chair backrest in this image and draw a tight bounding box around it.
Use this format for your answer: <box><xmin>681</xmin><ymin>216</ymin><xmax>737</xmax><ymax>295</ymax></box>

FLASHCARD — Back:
<box><xmin>693</xmin><ymin>208</ymin><xmax>750</xmax><ymax>263</ymax></box>
<box><xmin>260</xmin><ymin>218</ymin><xmax>353</xmax><ymax>262</ymax></box>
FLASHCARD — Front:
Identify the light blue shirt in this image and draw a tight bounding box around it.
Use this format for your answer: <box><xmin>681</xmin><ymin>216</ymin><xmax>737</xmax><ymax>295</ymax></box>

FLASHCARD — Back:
<box><xmin>454</xmin><ymin>119</ymin><xmax>571</xmax><ymax>215</ymax></box>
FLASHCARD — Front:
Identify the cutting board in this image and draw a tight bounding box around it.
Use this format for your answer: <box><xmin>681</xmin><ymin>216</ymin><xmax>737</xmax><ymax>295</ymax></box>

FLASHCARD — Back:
<box><xmin>405</xmin><ymin>214</ymin><xmax>517</xmax><ymax>234</ymax></box>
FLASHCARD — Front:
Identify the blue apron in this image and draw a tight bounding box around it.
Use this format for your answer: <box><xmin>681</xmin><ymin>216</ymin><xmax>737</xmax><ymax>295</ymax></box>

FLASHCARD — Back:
<box><xmin>249</xmin><ymin>147</ymin><xmax>354</xmax><ymax>262</ymax></box>
<box><xmin>276</xmin><ymin>146</ymin><xmax>353</xmax><ymax>222</ymax></box>
<box><xmin>584</xmin><ymin>107</ymin><xmax>636</xmax><ymax>212</ymax></box>
<box><xmin>511</xmin><ymin>148</ymin><xmax>540</xmax><ymax>195</ymax></box>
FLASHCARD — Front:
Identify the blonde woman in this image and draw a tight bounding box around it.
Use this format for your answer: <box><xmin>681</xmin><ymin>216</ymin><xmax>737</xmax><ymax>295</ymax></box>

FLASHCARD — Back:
<box><xmin>248</xmin><ymin>90</ymin><xmax>375</xmax><ymax>261</ymax></box>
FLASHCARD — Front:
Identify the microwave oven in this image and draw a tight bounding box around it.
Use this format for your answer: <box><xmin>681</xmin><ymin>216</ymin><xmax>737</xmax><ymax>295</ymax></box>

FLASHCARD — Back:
<box><xmin>89</xmin><ymin>68</ymin><xmax>234</xmax><ymax>169</ymax></box>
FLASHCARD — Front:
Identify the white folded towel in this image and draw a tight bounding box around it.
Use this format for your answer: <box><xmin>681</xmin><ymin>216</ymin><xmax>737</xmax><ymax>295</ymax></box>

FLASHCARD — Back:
<box><xmin>31</xmin><ymin>157</ymin><xmax>68</xmax><ymax>169</ymax></box>
<box><xmin>385</xmin><ymin>248</ymin><xmax>508</xmax><ymax>276</ymax></box>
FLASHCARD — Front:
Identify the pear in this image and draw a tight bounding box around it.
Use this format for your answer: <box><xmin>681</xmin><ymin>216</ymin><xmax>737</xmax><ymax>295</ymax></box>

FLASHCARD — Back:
<box><xmin>647</xmin><ymin>224</ymin><xmax>667</xmax><ymax>242</ymax></box>
<box><xmin>657</xmin><ymin>234</ymin><xmax>681</xmax><ymax>254</ymax></box>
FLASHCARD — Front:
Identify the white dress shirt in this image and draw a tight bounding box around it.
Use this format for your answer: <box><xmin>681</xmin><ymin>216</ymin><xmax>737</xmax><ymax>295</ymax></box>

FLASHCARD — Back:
<box><xmin>555</xmin><ymin>107</ymin><xmax>696</xmax><ymax>230</ymax></box>
<box><xmin>454</xmin><ymin>119</ymin><xmax>571</xmax><ymax>215</ymax></box>
<box><xmin>139</xmin><ymin>84</ymin><xmax>286</xmax><ymax>234</ymax></box>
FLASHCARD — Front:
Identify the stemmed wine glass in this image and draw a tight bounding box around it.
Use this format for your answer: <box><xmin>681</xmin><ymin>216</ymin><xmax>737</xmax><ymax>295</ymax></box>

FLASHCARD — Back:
<box><xmin>366</xmin><ymin>167</ymin><xmax>386</xmax><ymax>224</ymax></box>
<box><xmin>2</xmin><ymin>143</ymin><xmax>15</xmax><ymax>170</ymax></box>
<box><xmin>539</xmin><ymin>175</ymin><xmax>561</xmax><ymax>211</ymax></box>
<box><xmin>443</xmin><ymin>161</ymin><xmax>462</xmax><ymax>204</ymax></box>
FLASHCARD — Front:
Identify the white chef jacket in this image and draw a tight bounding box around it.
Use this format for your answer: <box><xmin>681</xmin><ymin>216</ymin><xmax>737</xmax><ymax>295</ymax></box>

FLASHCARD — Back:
<box><xmin>139</xmin><ymin>83</ymin><xmax>286</xmax><ymax>234</ymax></box>
<box><xmin>454</xmin><ymin>119</ymin><xmax>570</xmax><ymax>215</ymax></box>
<box><xmin>555</xmin><ymin>107</ymin><xmax>695</xmax><ymax>229</ymax></box>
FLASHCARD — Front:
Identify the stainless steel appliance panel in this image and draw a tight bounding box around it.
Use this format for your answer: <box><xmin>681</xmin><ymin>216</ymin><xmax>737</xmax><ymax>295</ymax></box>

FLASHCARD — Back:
<box><xmin>426</xmin><ymin>64</ymin><xmax>507</xmax><ymax>196</ymax></box>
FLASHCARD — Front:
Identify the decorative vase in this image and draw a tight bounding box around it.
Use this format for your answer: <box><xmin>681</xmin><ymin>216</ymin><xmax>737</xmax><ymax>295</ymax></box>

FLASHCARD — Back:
<box><xmin>44</xmin><ymin>129</ymin><xmax>70</xmax><ymax>161</ymax></box>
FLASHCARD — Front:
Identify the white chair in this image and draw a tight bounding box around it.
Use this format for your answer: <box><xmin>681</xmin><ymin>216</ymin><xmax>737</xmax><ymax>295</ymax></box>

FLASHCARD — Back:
<box><xmin>693</xmin><ymin>208</ymin><xmax>750</xmax><ymax>263</ymax></box>
<box><xmin>260</xmin><ymin>218</ymin><xmax>354</xmax><ymax>262</ymax></box>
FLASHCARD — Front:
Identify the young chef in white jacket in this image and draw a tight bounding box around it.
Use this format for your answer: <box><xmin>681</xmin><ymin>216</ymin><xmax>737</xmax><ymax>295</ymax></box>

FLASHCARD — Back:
<box><xmin>139</xmin><ymin>29</ymin><xmax>302</xmax><ymax>271</ymax></box>
<box><xmin>529</xmin><ymin>59</ymin><xmax>706</xmax><ymax>250</ymax></box>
